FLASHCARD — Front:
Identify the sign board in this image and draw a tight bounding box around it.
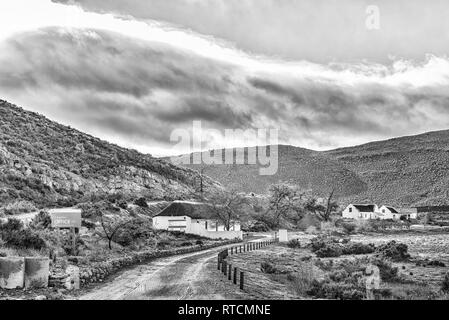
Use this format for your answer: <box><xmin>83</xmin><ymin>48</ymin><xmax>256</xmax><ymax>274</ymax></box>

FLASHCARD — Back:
<box><xmin>49</xmin><ymin>208</ymin><xmax>82</xmax><ymax>229</ymax></box>
<box><xmin>279</xmin><ymin>229</ymin><xmax>288</xmax><ymax>242</ymax></box>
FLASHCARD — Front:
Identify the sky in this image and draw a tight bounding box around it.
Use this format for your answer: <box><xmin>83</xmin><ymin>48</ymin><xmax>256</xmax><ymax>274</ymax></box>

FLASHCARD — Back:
<box><xmin>1</xmin><ymin>0</ymin><xmax>449</xmax><ymax>156</ymax></box>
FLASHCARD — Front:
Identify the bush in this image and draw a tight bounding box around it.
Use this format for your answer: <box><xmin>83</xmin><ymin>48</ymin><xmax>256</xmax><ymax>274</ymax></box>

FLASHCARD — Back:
<box><xmin>245</xmin><ymin>221</ymin><xmax>270</xmax><ymax>232</ymax></box>
<box><xmin>29</xmin><ymin>211</ymin><xmax>52</xmax><ymax>230</ymax></box>
<box><xmin>0</xmin><ymin>227</ymin><xmax>46</xmax><ymax>251</ymax></box>
<box><xmin>114</xmin><ymin>218</ymin><xmax>154</xmax><ymax>247</ymax></box>
<box><xmin>307</xmin><ymin>279</ymin><xmax>365</xmax><ymax>300</ymax></box>
<box><xmin>342</xmin><ymin>223</ymin><xmax>356</xmax><ymax>234</ymax></box>
<box><xmin>180</xmin><ymin>241</ymin><xmax>192</xmax><ymax>247</ymax></box>
<box><xmin>342</xmin><ymin>242</ymin><xmax>376</xmax><ymax>255</ymax></box>
<box><xmin>0</xmin><ymin>218</ymin><xmax>45</xmax><ymax>250</ymax></box>
<box><xmin>134</xmin><ymin>197</ymin><xmax>149</xmax><ymax>208</ymax></box>
<box><xmin>287</xmin><ymin>239</ymin><xmax>301</xmax><ymax>249</ymax></box>
<box><xmin>157</xmin><ymin>239</ymin><xmax>170</xmax><ymax>248</ymax></box>
<box><xmin>371</xmin><ymin>257</ymin><xmax>400</xmax><ymax>282</ymax></box>
<box><xmin>0</xmin><ymin>218</ymin><xmax>23</xmax><ymax>232</ymax></box>
<box><xmin>195</xmin><ymin>240</ymin><xmax>204</xmax><ymax>246</ymax></box>
<box><xmin>261</xmin><ymin>261</ymin><xmax>279</xmax><ymax>274</ymax></box>
<box><xmin>376</xmin><ymin>241</ymin><xmax>410</xmax><ymax>262</ymax></box>
<box><xmin>315</xmin><ymin>244</ymin><xmax>343</xmax><ymax>258</ymax></box>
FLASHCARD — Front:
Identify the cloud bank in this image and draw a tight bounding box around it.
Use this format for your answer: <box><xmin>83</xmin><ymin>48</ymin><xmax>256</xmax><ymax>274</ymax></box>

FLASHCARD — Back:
<box><xmin>1</xmin><ymin>0</ymin><xmax>449</xmax><ymax>156</ymax></box>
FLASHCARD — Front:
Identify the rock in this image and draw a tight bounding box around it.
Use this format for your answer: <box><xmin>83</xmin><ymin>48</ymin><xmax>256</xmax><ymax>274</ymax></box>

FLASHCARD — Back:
<box><xmin>34</xmin><ymin>295</ymin><xmax>47</xmax><ymax>300</ymax></box>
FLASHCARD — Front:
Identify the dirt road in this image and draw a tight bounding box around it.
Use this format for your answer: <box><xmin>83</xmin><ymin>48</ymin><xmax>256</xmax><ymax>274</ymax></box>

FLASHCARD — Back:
<box><xmin>79</xmin><ymin>244</ymin><xmax>251</xmax><ymax>300</ymax></box>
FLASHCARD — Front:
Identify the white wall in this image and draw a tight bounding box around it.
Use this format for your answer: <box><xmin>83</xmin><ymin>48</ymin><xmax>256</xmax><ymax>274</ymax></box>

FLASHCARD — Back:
<box><xmin>342</xmin><ymin>204</ymin><xmax>379</xmax><ymax>220</ymax></box>
<box><xmin>153</xmin><ymin>216</ymin><xmax>191</xmax><ymax>231</ymax></box>
<box><xmin>188</xmin><ymin>220</ymin><xmax>243</xmax><ymax>240</ymax></box>
<box><xmin>153</xmin><ymin>216</ymin><xmax>242</xmax><ymax>240</ymax></box>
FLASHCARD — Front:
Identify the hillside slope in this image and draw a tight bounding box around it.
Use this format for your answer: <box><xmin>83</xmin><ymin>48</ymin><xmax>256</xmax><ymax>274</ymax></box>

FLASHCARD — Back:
<box><xmin>172</xmin><ymin>131</ymin><xmax>449</xmax><ymax>206</ymax></box>
<box><xmin>325</xmin><ymin>130</ymin><xmax>449</xmax><ymax>206</ymax></box>
<box><xmin>171</xmin><ymin>145</ymin><xmax>367</xmax><ymax>197</ymax></box>
<box><xmin>0</xmin><ymin>100</ymin><xmax>218</xmax><ymax>214</ymax></box>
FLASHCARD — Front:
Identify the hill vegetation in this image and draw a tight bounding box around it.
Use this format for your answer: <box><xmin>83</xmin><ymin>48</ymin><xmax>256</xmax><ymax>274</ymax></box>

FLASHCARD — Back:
<box><xmin>173</xmin><ymin>131</ymin><xmax>449</xmax><ymax>207</ymax></box>
<box><xmin>0</xmin><ymin>99</ymin><xmax>218</xmax><ymax>215</ymax></box>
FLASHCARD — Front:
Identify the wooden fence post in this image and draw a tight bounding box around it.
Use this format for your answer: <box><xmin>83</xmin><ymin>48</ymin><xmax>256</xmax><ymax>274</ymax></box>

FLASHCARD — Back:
<box><xmin>217</xmin><ymin>255</ymin><xmax>221</xmax><ymax>270</ymax></box>
<box><xmin>233</xmin><ymin>267</ymin><xmax>237</xmax><ymax>284</ymax></box>
<box><xmin>240</xmin><ymin>246</ymin><xmax>242</xmax><ymax>253</ymax></box>
<box><xmin>223</xmin><ymin>261</ymin><xmax>227</xmax><ymax>275</ymax></box>
<box><xmin>231</xmin><ymin>247</ymin><xmax>233</xmax><ymax>255</ymax></box>
<box><xmin>228</xmin><ymin>264</ymin><xmax>232</xmax><ymax>281</ymax></box>
<box><xmin>240</xmin><ymin>271</ymin><xmax>244</xmax><ymax>290</ymax></box>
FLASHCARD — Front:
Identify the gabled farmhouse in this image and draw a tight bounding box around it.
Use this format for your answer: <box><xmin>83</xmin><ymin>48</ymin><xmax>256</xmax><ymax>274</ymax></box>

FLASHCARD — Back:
<box><xmin>342</xmin><ymin>204</ymin><xmax>379</xmax><ymax>220</ymax></box>
<box><xmin>152</xmin><ymin>201</ymin><xmax>242</xmax><ymax>240</ymax></box>
<box><xmin>378</xmin><ymin>205</ymin><xmax>401</xmax><ymax>220</ymax></box>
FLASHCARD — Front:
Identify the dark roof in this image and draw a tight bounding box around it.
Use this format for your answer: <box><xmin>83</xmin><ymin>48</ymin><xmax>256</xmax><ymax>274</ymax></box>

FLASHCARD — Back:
<box><xmin>386</xmin><ymin>206</ymin><xmax>399</xmax><ymax>213</ymax></box>
<box><xmin>154</xmin><ymin>201</ymin><xmax>216</xmax><ymax>220</ymax></box>
<box><xmin>415</xmin><ymin>206</ymin><xmax>449</xmax><ymax>213</ymax></box>
<box><xmin>353</xmin><ymin>204</ymin><xmax>376</xmax><ymax>212</ymax></box>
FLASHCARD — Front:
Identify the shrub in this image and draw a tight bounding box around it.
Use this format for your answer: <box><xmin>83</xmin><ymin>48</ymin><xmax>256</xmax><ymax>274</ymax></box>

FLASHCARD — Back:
<box><xmin>114</xmin><ymin>218</ymin><xmax>154</xmax><ymax>247</ymax></box>
<box><xmin>195</xmin><ymin>240</ymin><xmax>204</xmax><ymax>246</ymax></box>
<box><xmin>261</xmin><ymin>261</ymin><xmax>279</xmax><ymax>274</ymax></box>
<box><xmin>29</xmin><ymin>211</ymin><xmax>52</xmax><ymax>230</ymax></box>
<box><xmin>307</xmin><ymin>279</ymin><xmax>365</xmax><ymax>300</ymax></box>
<box><xmin>1</xmin><ymin>226</ymin><xmax>46</xmax><ymax>251</ymax></box>
<box><xmin>134</xmin><ymin>197</ymin><xmax>149</xmax><ymax>208</ymax></box>
<box><xmin>342</xmin><ymin>242</ymin><xmax>376</xmax><ymax>255</ymax></box>
<box><xmin>245</xmin><ymin>221</ymin><xmax>270</xmax><ymax>232</ymax></box>
<box><xmin>376</xmin><ymin>241</ymin><xmax>410</xmax><ymax>262</ymax></box>
<box><xmin>157</xmin><ymin>239</ymin><xmax>170</xmax><ymax>248</ymax></box>
<box><xmin>371</xmin><ymin>257</ymin><xmax>400</xmax><ymax>282</ymax></box>
<box><xmin>0</xmin><ymin>218</ymin><xmax>23</xmax><ymax>232</ymax></box>
<box><xmin>315</xmin><ymin>244</ymin><xmax>343</xmax><ymax>258</ymax></box>
<box><xmin>180</xmin><ymin>241</ymin><xmax>192</xmax><ymax>247</ymax></box>
<box><xmin>341</xmin><ymin>223</ymin><xmax>356</xmax><ymax>234</ymax></box>
<box><xmin>287</xmin><ymin>239</ymin><xmax>301</xmax><ymax>249</ymax></box>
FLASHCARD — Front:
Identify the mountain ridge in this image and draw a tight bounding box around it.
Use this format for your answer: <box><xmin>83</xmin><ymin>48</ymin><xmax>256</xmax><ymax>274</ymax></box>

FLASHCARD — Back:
<box><xmin>171</xmin><ymin>130</ymin><xmax>449</xmax><ymax>207</ymax></box>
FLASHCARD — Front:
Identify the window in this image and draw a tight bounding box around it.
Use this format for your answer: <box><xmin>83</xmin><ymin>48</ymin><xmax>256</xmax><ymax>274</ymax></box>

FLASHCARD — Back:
<box><xmin>349</xmin><ymin>208</ymin><xmax>352</xmax><ymax>213</ymax></box>
<box><xmin>382</xmin><ymin>209</ymin><xmax>385</xmax><ymax>213</ymax></box>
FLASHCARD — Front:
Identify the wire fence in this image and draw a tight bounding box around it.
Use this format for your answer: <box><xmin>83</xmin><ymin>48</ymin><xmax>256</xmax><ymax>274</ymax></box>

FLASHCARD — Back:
<box><xmin>216</xmin><ymin>239</ymin><xmax>277</xmax><ymax>294</ymax></box>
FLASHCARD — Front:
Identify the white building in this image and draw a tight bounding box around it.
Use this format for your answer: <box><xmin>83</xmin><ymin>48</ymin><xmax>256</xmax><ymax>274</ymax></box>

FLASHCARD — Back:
<box><xmin>152</xmin><ymin>201</ymin><xmax>243</xmax><ymax>240</ymax></box>
<box><xmin>342</xmin><ymin>204</ymin><xmax>379</xmax><ymax>220</ymax></box>
<box><xmin>378</xmin><ymin>205</ymin><xmax>401</xmax><ymax>220</ymax></box>
<box><xmin>343</xmin><ymin>204</ymin><xmax>414</xmax><ymax>220</ymax></box>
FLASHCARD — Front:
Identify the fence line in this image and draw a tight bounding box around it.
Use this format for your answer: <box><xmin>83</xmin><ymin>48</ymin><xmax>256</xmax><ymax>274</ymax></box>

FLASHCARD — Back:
<box><xmin>216</xmin><ymin>239</ymin><xmax>277</xmax><ymax>293</ymax></box>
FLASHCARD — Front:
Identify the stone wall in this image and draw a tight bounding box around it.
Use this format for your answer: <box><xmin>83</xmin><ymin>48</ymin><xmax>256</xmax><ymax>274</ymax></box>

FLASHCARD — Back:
<box><xmin>49</xmin><ymin>240</ymin><xmax>240</xmax><ymax>288</ymax></box>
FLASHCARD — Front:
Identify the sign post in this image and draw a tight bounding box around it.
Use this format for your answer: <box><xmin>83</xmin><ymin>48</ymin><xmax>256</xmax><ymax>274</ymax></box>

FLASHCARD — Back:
<box><xmin>49</xmin><ymin>209</ymin><xmax>82</xmax><ymax>256</ymax></box>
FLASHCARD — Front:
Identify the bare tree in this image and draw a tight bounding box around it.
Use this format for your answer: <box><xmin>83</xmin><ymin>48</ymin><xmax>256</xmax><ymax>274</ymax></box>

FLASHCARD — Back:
<box><xmin>265</xmin><ymin>183</ymin><xmax>301</xmax><ymax>228</ymax></box>
<box><xmin>209</xmin><ymin>190</ymin><xmax>248</xmax><ymax>231</ymax></box>
<box><xmin>98</xmin><ymin>214</ymin><xmax>132</xmax><ymax>250</ymax></box>
<box><xmin>304</xmin><ymin>189</ymin><xmax>338</xmax><ymax>222</ymax></box>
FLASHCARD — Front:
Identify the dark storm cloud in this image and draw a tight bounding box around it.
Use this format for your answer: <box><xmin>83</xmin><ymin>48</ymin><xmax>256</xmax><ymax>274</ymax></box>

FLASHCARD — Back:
<box><xmin>2</xmin><ymin>24</ymin><xmax>449</xmax><ymax>154</ymax></box>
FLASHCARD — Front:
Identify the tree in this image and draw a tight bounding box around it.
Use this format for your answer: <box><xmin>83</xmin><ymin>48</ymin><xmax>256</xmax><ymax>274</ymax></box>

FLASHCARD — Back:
<box><xmin>265</xmin><ymin>184</ymin><xmax>302</xmax><ymax>228</ymax></box>
<box><xmin>209</xmin><ymin>190</ymin><xmax>248</xmax><ymax>231</ymax></box>
<box><xmin>304</xmin><ymin>189</ymin><xmax>338</xmax><ymax>222</ymax></box>
<box><xmin>98</xmin><ymin>214</ymin><xmax>133</xmax><ymax>250</ymax></box>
